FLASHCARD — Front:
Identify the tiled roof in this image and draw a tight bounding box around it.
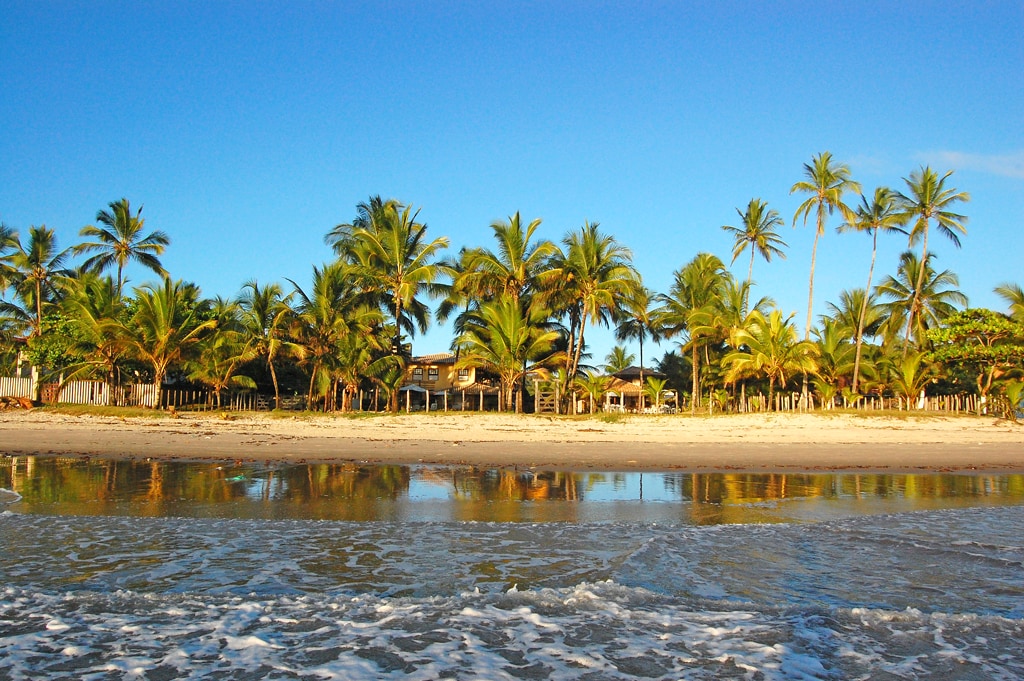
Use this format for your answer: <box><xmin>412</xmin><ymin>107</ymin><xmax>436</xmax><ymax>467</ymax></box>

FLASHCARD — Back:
<box><xmin>410</xmin><ymin>352</ymin><xmax>457</xmax><ymax>364</ymax></box>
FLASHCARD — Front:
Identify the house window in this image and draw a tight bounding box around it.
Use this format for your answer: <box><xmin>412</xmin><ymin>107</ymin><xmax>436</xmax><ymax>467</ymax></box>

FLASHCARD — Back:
<box><xmin>412</xmin><ymin>368</ymin><xmax>423</xmax><ymax>380</ymax></box>
<box><xmin>457</xmin><ymin>368</ymin><xmax>470</xmax><ymax>381</ymax></box>
<box><xmin>427</xmin><ymin>368</ymin><xmax>439</xmax><ymax>381</ymax></box>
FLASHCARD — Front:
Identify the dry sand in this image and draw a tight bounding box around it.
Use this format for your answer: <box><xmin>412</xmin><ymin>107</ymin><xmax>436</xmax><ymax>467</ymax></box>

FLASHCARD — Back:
<box><xmin>2</xmin><ymin>409</ymin><xmax>1022</xmax><ymax>473</ymax></box>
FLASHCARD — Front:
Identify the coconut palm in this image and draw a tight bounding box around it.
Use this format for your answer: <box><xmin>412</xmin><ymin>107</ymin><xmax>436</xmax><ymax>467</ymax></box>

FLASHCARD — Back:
<box><xmin>75</xmin><ymin>199</ymin><xmax>170</xmax><ymax>295</ymax></box>
<box><xmin>575</xmin><ymin>370</ymin><xmax>612</xmax><ymax>414</ymax></box>
<box><xmin>656</xmin><ymin>253</ymin><xmax>729</xmax><ymax>412</ymax></box>
<box><xmin>813</xmin><ymin>318</ymin><xmax>857</xmax><ymax>393</ymax></box>
<box><xmin>603</xmin><ymin>345</ymin><xmax>635</xmax><ymax>374</ymax></box>
<box><xmin>289</xmin><ymin>262</ymin><xmax>381</xmax><ymax>410</ymax></box>
<box><xmin>994</xmin><ymin>282</ymin><xmax>1024</xmax><ymax>323</ymax></box>
<box><xmin>121</xmin><ymin>278</ymin><xmax>216</xmax><ymax>408</ymax></box>
<box><xmin>0</xmin><ymin>222</ymin><xmax>17</xmax><ymax>289</ymax></box>
<box><xmin>59</xmin><ymin>273</ymin><xmax>128</xmax><ymax>396</ymax></box>
<box><xmin>838</xmin><ymin>187</ymin><xmax>908</xmax><ymax>392</ymax></box>
<box><xmin>877</xmin><ymin>251</ymin><xmax>967</xmax><ymax>349</ymax></box>
<box><xmin>615</xmin><ymin>286</ymin><xmax>660</xmax><ymax>385</ymax></box>
<box><xmin>546</xmin><ymin>222</ymin><xmax>640</xmax><ymax>390</ymax></box>
<box><xmin>455</xmin><ymin>297</ymin><xmax>562</xmax><ymax>412</ymax></box>
<box><xmin>896</xmin><ymin>167</ymin><xmax>969</xmax><ymax>353</ymax></box>
<box><xmin>461</xmin><ymin>212</ymin><xmax>558</xmax><ymax>305</ymax></box>
<box><xmin>791</xmin><ymin>152</ymin><xmax>861</xmax><ymax>340</ymax></box>
<box><xmin>721</xmin><ymin>198</ymin><xmax>787</xmax><ymax>294</ymax></box>
<box><xmin>328</xmin><ymin>196</ymin><xmax>449</xmax><ymax>352</ymax></box>
<box><xmin>890</xmin><ymin>350</ymin><xmax>937</xmax><ymax>408</ymax></box>
<box><xmin>237</xmin><ymin>280</ymin><xmax>301</xmax><ymax>409</ymax></box>
<box><xmin>187</xmin><ymin>297</ymin><xmax>257</xmax><ymax>407</ymax></box>
<box><xmin>2</xmin><ymin>225</ymin><xmax>74</xmax><ymax>339</ymax></box>
<box><xmin>643</xmin><ymin>375</ymin><xmax>669</xmax><ymax>410</ymax></box>
<box><xmin>723</xmin><ymin>309</ymin><xmax>820</xmax><ymax>410</ymax></box>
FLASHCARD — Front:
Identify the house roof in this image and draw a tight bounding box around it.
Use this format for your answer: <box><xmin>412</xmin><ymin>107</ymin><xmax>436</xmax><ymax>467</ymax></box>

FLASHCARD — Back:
<box><xmin>409</xmin><ymin>352</ymin><xmax>457</xmax><ymax>365</ymax></box>
<box><xmin>612</xmin><ymin>365</ymin><xmax>666</xmax><ymax>381</ymax></box>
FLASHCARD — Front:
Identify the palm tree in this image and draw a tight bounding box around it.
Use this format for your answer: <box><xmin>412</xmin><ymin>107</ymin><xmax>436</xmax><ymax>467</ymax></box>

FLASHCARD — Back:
<box><xmin>75</xmin><ymin>198</ymin><xmax>170</xmax><ymax>295</ymax></box>
<box><xmin>723</xmin><ymin>309</ymin><xmax>820</xmax><ymax>410</ymax></box>
<box><xmin>603</xmin><ymin>345</ymin><xmax>635</xmax><ymax>374</ymax></box>
<box><xmin>791</xmin><ymin>152</ymin><xmax>860</xmax><ymax>401</ymax></box>
<box><xmin>289</xmin><ymin>262</ymin><xmax>380</xmax><ymax>410</ymax></box>
<box><xmin>328</xmin><ymin>196</ymin><xmax>449</xmax><ymax>352</ymax></box>
<box><xmin>121</xmin><ymin>278</ymin><xmax>216</xmax><ymax>408</ymax></box>
<box><xmin>461</xmin><ymin>212</ymin><xmax>558</xmax><ymax>305</ymax></box>
<box><xmin>876</xmin><ymin>251</ymin><xmax>967</xmax><ymax>349</ymax></box>
<box><xmin>655</xmin><ymin>253</ymin><xmax>729</xmax><ymax>412</ymax></box>
<box><xmin>721</xmin><ymin>198</ymin><xmax>787</xmax><ymax>294</ymax></box>
<box><xmin>575</xmin><ymin>370</ymin><xmax>612</xmax><ymax>414</ymax></box>
<box><xmin>547</xmin><ymin>221</ymin><xmax>640</xmax><ymax>392</ymax></box>
<box><xmin>60</xmin><ymin>273</ymin><xmax>128</xmax><ymax>398</ymax></box>
<box><xmin>890</xmin><ymin>350</ymin><xmax>937</xmax><ymax>409</ymax></box>
<box><xmin>455</xmin><ymin>298</ymin><xmax>562</xmax><ymax>412</ymax></box>
<box><xmin>838</xmin><ymin>187</ymin><xmax>907</xmax><ymax>392</ymax></box>
<box><xmin>813</xmin><ymin>318</ymin><xmax>857</xmax><ymax>394</ymax></box>
<box><xmin>643</xmin><ymin>375</ymin><xmax>669</xmax><ymax>410</ymax></box>
<box><xmin>187</xmin><ymin>297</ymin><xmax>257</xmax><ymax>407</ymax></box>
<box><xmin>615</xmin><ymin>286</ymin><xmax>660</xmax><ymax>385</ymax></box>
<box><xmin>995</xmin><ymin>283</ymin><xmax>1024</xmax><ymax>323</ymax></box>
<box><xmin>237</xmin><ymin>280</ymin><xmax>300</xmax><ymax>409</ymax></box>
<box><xmin>2</xmin><ymin>225</ymin><xmax>74</xmax><ymax>339</ymax></box>
<box><xmin>896</xmin><ymin>167</ymin><xmax>969</xmax><ymax>353</ymax></box>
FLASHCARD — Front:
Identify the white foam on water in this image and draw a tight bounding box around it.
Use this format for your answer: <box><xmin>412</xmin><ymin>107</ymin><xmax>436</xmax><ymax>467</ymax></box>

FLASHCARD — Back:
<box><xmin>1</xmin><ymin>506</ymin><xmax>1021</xmax><ymax>679</ymax></box>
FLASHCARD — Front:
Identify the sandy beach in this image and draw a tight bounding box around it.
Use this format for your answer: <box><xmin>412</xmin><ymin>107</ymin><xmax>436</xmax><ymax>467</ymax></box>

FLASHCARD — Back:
<box><xmin>1</xmin><ymin>409</ymin><xmax>1022</xmax><ymax>473</ymax></box>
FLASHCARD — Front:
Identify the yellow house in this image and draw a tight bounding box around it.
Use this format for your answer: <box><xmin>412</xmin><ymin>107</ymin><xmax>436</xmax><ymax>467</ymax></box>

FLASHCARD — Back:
<box><xmin>404</xmin><ymin>352</ymin><xmax>476</xmax><ymax>391</ymax></box>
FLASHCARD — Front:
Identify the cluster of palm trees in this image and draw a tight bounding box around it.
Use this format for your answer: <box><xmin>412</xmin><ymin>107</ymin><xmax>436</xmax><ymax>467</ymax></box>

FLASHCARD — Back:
<box><xmin>2</xmin><ymin>152</ymin><xmax>1023</xmax><ymax>414</ymax></box>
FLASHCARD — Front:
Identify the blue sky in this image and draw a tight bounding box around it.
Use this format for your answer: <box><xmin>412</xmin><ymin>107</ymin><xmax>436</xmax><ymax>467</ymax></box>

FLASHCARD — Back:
<box><xmin>2</xmin><ymin>1</ymin><xmax>1022</xmax><ymax>362</ymax></box>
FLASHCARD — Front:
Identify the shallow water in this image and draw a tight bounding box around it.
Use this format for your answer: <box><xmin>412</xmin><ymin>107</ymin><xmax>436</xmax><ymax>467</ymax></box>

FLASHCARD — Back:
<box><xmin>2</xmin><ymin>457</ymin><xmax>1023</xmax><ymax>679</ymax></box>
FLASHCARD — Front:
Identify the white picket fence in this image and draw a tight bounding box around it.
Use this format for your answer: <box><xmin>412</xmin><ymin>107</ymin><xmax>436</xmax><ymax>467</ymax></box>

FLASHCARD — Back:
<box><xmin>0</xmin><ymin>377</ymin><xmax>32</xmax><ymax>399</ymax></box>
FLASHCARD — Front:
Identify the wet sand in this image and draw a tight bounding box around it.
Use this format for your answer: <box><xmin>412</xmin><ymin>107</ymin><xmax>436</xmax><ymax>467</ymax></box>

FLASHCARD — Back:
<box><xmin>1</xmin><ymin>410</ymin><xmax>1022</xmax><ymax>473</ymax></box>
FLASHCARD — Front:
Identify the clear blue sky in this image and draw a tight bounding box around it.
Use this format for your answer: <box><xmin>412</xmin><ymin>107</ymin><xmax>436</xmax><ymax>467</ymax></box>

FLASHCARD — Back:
<box><xmin>3</xmin><ymin>2</ymin><xmax>1022</xmax><ymax>362</ymax></box>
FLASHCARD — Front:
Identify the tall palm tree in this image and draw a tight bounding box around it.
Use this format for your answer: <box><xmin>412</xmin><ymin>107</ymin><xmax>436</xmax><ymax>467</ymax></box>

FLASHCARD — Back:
<box><xmin>838</xmin><ymin>187</ymin><xmax>907</xmax><ymax>392</ymax></box>
<box><xmin>455</xmin><ymin>297</ymin><xmax>562</xmax><ymax>413</ymax></box>
<box><xmin>790</xmin><ymin>151</ymin><xmax>861</xmax><ymax>353</ymax></box>
<box><xmin>0</xmin><ymin>222</ymin><xmax>17</xmax><ymax>290</ymax></box>
<box><xmin>121</xmin><ymin>278</ymin><xmax>216</xmax><ymax>408</ymax></box>
<box><xmin>876</xmin><ymin>251</ymin><xmax>967</xmax><ymax>349</ymax></box>
<box><xmin>995</xmin><ymin>282</ymin><xmax>1024</xmax><ymax>322</ymax></box>
<box><xmin>547</xmin><ymin>221</ymin><xmax>640</xmax><ymax>389</ymax></box>
<box><xmin>237</xmin><ymin>280</ymin><xmax>300</xmax><ymax>409</ymax></box>
<box><xmin>461</xmin><ymin>212</ymin><xmax>557</xmax><ymax>305</ymax></box>
<box><xmin>328</xmin><ymin>196</ymin><xmax>449</xmax><ymax>352</ymax></box>
<box><xmin>655</xmin><ymin>253</ymin><xmax>729</xmax><ymax>412</ymax></box>
<box><xmin>75</xmin><ymin>198</ymin><xmax>170</xmax><ymax>295</ymax></box>
<box><xmin>615</xmin><ymin>286</ymin><xmax>660</xmax><ymax>385</ymax></box>
<box><xmin>896</xmin><ymin>167</ymin><xmax>969</xmax><ymax>353</ymax></box>
<box><xmin>2</xmin><ymin>225</ymin><xmax>74</xmax><ymax>339</ymax></box>
<box><xmin>723</xmin><ymin>309</ymin><xmax>819</xmax><ymax>410</ymax></box>
<box><xmin>721</xmin><ymin>198</ymin><xmax>787</xmax><ymax>294</ymax></box>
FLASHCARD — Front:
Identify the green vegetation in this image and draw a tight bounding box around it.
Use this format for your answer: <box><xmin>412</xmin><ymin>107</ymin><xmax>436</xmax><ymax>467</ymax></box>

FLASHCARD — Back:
<box><xmin>2</xmin><ymin>157</ymin><xmax>1022</xmax><ymax>419</ymax></box>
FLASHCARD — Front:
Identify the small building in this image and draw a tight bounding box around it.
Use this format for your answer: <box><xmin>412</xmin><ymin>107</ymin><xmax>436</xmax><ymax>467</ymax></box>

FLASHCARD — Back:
<box><xmin>401</xmin><ymin>352</ymin><xmax>500</xmax><ymax>411</ymax></box>
<box><xmin>604</xmin><ymin>365</ymin><xmax>671</xmax><ymax>413</ymax></box>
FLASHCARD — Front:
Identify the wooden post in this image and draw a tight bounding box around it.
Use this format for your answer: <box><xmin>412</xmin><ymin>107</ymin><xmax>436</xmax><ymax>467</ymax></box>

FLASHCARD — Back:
<box><xmin>406</xmin><ymin>390</ymin><xmax>410</xmax><ymax>413</ymax></box>
<box><xmin>479</xmin><ymin>390</ymin><xmax>484</xmax><ymax>411</ymax></box>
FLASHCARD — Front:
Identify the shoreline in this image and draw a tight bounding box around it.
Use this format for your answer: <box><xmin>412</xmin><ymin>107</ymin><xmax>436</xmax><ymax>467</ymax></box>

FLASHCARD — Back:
<box><xmin>1</xmin><ymin>410</ymin><xmax>1023</xmax><ymax>474</ymax></box>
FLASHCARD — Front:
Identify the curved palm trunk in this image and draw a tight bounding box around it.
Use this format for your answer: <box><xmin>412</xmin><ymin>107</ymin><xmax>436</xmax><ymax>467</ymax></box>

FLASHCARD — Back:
<box><xmin>268</xmin><ymin>358</ymin><xmax>281</xmax><ymax>410</ymax></box>
<box><xmin>852</xmin><ymin>229</ymin><xmax>879</xmax><ymax>393</ymax></box>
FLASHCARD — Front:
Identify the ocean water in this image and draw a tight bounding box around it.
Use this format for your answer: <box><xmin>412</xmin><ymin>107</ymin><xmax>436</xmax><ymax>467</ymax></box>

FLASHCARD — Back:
<box><xmin>1</xmin><ymin>462</ymin><xmax>1023</xmax><ymax>679</ymax></box>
